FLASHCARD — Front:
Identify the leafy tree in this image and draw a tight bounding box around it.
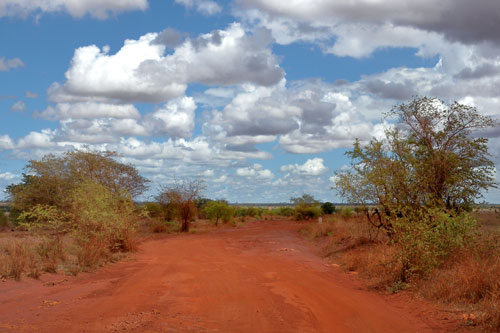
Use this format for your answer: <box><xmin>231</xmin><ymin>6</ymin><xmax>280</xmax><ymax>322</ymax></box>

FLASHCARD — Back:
<box><xmin>203</xmin><ymin>200</ymin><xmax>234</xmax><ymax>226</ymax></box>
<box><xmin>335</xmin><ymin>97</ymin><xmax>497</xmax><ymax>236</ymax></box>
<box><xmin>321</xmin><ymin>202</ymin><xmax>336</xmax><ymax>215</ymax></box>
<box><xmin>157</xmin><ymin>179</ymin><xmax>205</xmax><ymax>232</ymax></box>
<box><xmin>6</xmin><ymin>149</ymin><xmax>148</xmax><ymax>214</ymax></box>
<box><xmin>334</xmin><ymin>97</ymin><xmax>497</xmax><ymax>280</ymax></box>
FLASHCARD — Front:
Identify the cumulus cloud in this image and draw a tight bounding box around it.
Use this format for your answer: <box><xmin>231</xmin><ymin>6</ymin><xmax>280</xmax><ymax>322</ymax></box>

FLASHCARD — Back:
<box><xmin>0</xmin><ymin>0</ymin><xmax>148</xmax><ymax>19</ymax></box>
<box><xmin>16</xmin><ymin>130</ymin><xmax>56</xmax><ymax>149</ymax></box>
<box><xmin>0</xmin><ymin>135</ymin><xmax>14</xmax><ymax>150</ymax></box>
<box><xmin>0</xmin><ymin>57</ymin><xmax>24</xmax><ymax>71</ymax></box>
<box><xmin>175</xmin><ymin>0</ymin><xmax>222</xmax><ymax>16</ymax></box>
<box><xmin>236</xmin><ymin>163</ymin><xmax>274</xmax><ymax>180</ymax></box>
<box><xmin>10</xmin><ymin>100</ymin><xmax>26</xmax><ymax>112</ymax></box>
<box><xmin>49</xmin><ymin>24</ymin><xmax>283</xmax><ymax>104</ymax></box>
<box><xmin>280</xmin><ymin>158</ymin><xmax>328</xmax><ymax>176</ymax></box>
<box><xmin>38</xmin><ymin>102</ymin><xmax>140</xmax><ymax>120</ymax></box>
<box><xmin>237</xmin><ymin>0</ymin><xmax>500</xmax><ymax>47</ymax></box>
<box><xmin>145</xmin><ymin>96</ymin><xmax>196</xmax><ymax>138</ymax></box>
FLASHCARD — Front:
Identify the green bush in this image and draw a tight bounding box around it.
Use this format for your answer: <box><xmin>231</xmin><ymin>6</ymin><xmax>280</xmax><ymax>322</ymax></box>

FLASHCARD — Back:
<box><xmin>71</xmin><ymin>182</ymin><xmax>137</xmax><ymax>256</ymax></box>
<box><xmin>277</xmin><ymin>207</ymin><xmax>295</xmax><ymax>217</ymax></box>
<box><xmin>203</xmin><ymin>201</ymin><xmax>235</xmax><ymax>226</ymax></box>
<box><xmin>142</xmin><ymin>202</ymin><xmax>164</xmax><ymax>219</ymax></box>
<box><xmin>321</xmin><ymin>202</ymin><xmax>336</xmax><ymax>215</ymax></box>
<box><xmin>294</xmin><ymin>204</ymin><xmax>322</xmax><ymax>220</ymax></box>
<box><xmin>393</xmin><ymin>209</ymin><xmax>478</xmax><ymax>282</ymax></box>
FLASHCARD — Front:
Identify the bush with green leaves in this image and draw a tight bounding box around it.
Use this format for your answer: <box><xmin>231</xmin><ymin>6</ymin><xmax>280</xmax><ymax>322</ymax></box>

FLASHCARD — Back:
<box><xmin>203</xmin><ymin>201</ymin><xmax>235</xmax><ymax>226</ymax></box>
<box><xmin>393</xmin><ymin>208</ymin><xmax>478</xmax><ymax>282</ymax></box>
<box><xmin>71</xmin><ymin>182</ymin><xmax>137</xmax><ymax>255</ymax></box>
<box><xmin>321</xmin><ymin>202</ymin><xmax>336</xmax><ymax>215</ymax></box>
<box><xmin>294</xmin><ymin>204</ymin><xmax>323</xmax><ymax>220</ymax></box>
<box><xmin>335</xmin><ymin>97</ymin><xmax>496</xmax><ymax>280</ymax></box>
<box><xmin>277</xmin><ymin>207</ymin><xmax>295</xmax><ymax>217</ymax></box>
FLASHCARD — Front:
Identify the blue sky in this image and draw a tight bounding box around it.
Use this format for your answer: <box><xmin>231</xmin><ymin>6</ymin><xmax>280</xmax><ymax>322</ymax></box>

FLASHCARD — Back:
<box><xmin>1</xmin><ymin>0</ymin><xmax>500</xmax><ymax>203</ymax></box>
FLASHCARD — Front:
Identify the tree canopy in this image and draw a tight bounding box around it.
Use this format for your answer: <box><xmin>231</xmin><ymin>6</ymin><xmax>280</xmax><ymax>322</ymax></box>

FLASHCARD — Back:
<box><xmin>6</xmin><ymin>149</ymin><xmax>148</xmax><ymax>213</ymax></box>
<box><xmin>335</xmin><ymin>97</ymin><xmax>497</xmax><ymax>234</ymax></box>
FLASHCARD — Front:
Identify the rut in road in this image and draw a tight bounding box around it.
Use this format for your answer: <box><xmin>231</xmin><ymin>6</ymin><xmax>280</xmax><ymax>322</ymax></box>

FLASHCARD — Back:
<box><xmin>0</xmin><ymin>220</ymin><xmax>452</xmax><ymax>332</ymax></box>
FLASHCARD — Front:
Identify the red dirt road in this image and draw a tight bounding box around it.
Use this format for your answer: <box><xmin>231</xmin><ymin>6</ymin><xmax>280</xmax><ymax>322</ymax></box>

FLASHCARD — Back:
<box><xmin>1</xmin><ymin>220</ymin><xmax>460</xmax><ymax>332</ymax></box>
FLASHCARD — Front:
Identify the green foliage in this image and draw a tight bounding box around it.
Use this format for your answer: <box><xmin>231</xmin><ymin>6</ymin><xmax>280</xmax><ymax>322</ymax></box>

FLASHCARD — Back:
<box><xmin>294</xmin><ymin>204</ymin><xmax>323</xmax><ymax>220</ymax></box>
<box><xmin>291</xmin><ymin>193</ymin><xmax>322</xmax><ymax>220</ymax></box>
<box><xmin>321</xmin><ymin>202</ymin><xmax>336</xmax><ymax>215</ymax></box>
<box><xmin>70</xmin><ymin>182</ymin><xmax>137</xmax><ymax>255</ymax></box>
<box><xmin>6</xmin><ymin>149</ymin><xmax>148</xmax><ymax>214</ymax></box>
<box><xmin>18</xmin><ymin>204</ymin><xmax>72</xmax><ymax>236</ymax></box>
<box><xmin>277</xmin><ymin>207</ymin><xmax>295</xmax><ymax>217</ymax></box>
<box><xmin>335</xmin><ymin>97</ymin><xmax>496</xmax><ymax>280</ymax></box>
<box><xmin>335</xmin><ymin>97</ymin><xmax>497</xmax><ymax>235</ymax></box>
<box><xmin>235</xmin><ymin>206</ymin><xmax>265</xmax><ymax>218</ymax></box>
<box><xmin>393</xmin><ymin>209</ymin><xmax>478</xmax><ymax>281</ymax></box>
<box><xmin>203</xmin><ymin>201</ymin><xmax>235</xmax><ymax>226</ymax></box>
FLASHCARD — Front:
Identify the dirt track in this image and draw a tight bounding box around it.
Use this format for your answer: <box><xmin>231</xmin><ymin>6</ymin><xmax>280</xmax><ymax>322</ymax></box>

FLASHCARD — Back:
<box><xmin>0</xmin><ymin>220</ymin><xmax>460</xmax><ymax>332</ymax></box>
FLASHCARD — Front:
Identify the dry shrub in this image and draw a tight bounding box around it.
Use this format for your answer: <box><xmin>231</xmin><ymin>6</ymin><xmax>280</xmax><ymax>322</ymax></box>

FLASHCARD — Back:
<box><xmin>36</xmin><ymin>237</ymin><xmax>64</xmax><ymax>273</ymax></box>
<box><xmin>419</xmin><ymin>232</ymin><xmax>500</xmax><ymax>330</ymax></box>
<box><xmin>0</xmin><ymin>239</ymin><xmax>38</xmax><ymax>280</ymax></box>
<box><xmin>77</xmin><ymin>237</ymin><xmax>111</xmax><ymax>269</ymax></box>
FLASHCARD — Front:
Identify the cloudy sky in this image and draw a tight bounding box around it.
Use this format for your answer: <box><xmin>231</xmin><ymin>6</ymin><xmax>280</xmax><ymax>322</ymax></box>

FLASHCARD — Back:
<box><xmin>1</xmin><ymin>0</ymin><xmax>500</xmax><ymax>203</ymax></box>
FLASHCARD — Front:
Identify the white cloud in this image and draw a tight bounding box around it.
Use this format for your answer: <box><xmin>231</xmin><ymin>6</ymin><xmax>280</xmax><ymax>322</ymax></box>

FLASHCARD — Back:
<box><xmin>0</xmin><ymin>171</ymin><xmax>17</xmax><ymax>180</ymax></box>
<box><xmin>0</xmin><ymin>135</ymin><xmax>14</xmax><ymax>150</ymax></box>
<box><xmin>280</xmin><ymin>158</ymin><xmax>328</xmax><ymax>176</ymax></box>
<box><xmin>0</xmin><ymin>57</ymin><xmax>24</xmax><ymax>71</ymax></box>
<box><xmin>49</xmin><ymin>24</ymin><xmax>283</xmax><ymax>105</ymax></box>
<box><xmin>236</xmin><ymin>163</ymin><xmax>274</xmax><ymax>180</ymax></box>
<box><xmin>0</xmin><ymin>0</ymin><xmax>148</xmax><ymax>19</ymax></box>
<box><xmin>146</xmin><ymin>96</ymin><xmax>196</xmax><ymax>138</ymax></box>
<box><xmin>17</xmin><ymin>130</ymin><xmax>56</xmax><ymax>149</ymax></box>
<box><xmin>48</xmin><ymin>35</ymin><xmax>184</xmax><ymax>103</ymax></box>
<box><xmin>38</xmin><ymin>102</ymin><xmax>140</xmax><ymax>120</ymax></box>
<box><xmin>175</xmin><ymin>0</ymin><xmax>222</xmax><ymax>16</ymax></box>
<box><xmin>10</xmin><ymin>100</ymin><xmax>26</xmax><ymax>112</ymax></box>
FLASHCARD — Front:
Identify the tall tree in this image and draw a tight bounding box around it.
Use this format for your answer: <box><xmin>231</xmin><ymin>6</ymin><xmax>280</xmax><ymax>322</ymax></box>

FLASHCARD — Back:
<box><xmin>335</xmin><ymin>97</ymin><xmax>497</xmax><ymax>235</ymax></box>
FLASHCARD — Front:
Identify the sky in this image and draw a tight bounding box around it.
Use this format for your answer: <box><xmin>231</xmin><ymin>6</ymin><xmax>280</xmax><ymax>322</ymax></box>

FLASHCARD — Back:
<box><xmin>1</xmin><ymin>0</ymin><xmax>500</xmax><ymax>203</ymax></box>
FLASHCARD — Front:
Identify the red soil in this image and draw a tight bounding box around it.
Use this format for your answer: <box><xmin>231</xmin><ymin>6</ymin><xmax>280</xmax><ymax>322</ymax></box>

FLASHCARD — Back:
<box><xmin>0</xmin><ymin>220</ymin><xmax>466</xmax><ymax>332</ymax></box>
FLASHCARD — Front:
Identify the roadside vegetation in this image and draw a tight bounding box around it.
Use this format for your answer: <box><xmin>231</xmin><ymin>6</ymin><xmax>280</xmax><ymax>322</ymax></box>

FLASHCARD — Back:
<box><xmin>301</xmin><ymin>97</ymin><xmax>500</xmax><ymax>330</ymax></box>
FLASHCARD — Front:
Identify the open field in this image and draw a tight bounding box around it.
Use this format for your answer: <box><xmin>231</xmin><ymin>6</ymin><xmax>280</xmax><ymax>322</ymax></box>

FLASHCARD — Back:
<box><xmin>0</xmin><ymin>219</ymin><xmax>464</xmax><ymax>332</ymax></box>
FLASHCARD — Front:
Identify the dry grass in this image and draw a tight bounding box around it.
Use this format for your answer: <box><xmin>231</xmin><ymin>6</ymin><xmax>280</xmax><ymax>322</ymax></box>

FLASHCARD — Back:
<box><xmin>419</xmin><ymin>232</ymin><xmax>500</xmax><ymax>330</ymax></box>
<box><xmin>0</xmin><ymin>238</ymin><xmax>39</xmax><ymax>280</ymax></box>
<box><xmin>302</xmin><ymin>213</ymin><xmax>500</xmax><ymax>330</ymax></box>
